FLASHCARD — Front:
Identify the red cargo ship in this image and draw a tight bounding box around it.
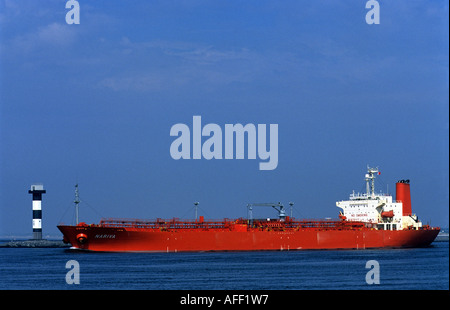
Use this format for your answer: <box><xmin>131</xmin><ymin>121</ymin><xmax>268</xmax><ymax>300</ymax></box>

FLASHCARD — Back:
<box><xmin>57</xmin><ymin>167</ymin><xmax>440</xmax><ymax>252</ymax></box>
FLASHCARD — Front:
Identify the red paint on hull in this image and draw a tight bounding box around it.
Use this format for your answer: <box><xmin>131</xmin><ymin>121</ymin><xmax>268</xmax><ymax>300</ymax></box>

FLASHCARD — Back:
<box><xmin>58</xmin><ymin>221</ymin><xmax>440</xmax><ymax>252</ymax></box>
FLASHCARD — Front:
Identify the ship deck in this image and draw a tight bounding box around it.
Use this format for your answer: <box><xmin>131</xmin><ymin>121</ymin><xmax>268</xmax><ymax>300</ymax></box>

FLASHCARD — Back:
<box><xmin>95</xmin><ymin>217</ymin><xmax>374</xmax><ymax>232</ymax></box>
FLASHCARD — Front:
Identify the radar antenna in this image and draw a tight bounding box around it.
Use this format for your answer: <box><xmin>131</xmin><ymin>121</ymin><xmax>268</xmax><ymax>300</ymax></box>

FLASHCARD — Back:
<box><xmin>365</xmin><ymin>166</ymin><xmax>380</xmax><ymax>198</ymax></box>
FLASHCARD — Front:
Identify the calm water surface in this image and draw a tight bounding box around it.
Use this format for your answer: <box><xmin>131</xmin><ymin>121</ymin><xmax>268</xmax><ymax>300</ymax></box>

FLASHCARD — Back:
<box><xmin>0</xmin><ymin>241</ymin><xmax>448</xmax><ymax>290</ymax></box>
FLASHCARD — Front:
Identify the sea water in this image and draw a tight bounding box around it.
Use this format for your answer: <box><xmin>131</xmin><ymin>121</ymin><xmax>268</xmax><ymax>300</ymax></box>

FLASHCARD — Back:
<box><xmin>0</xmin><ymin>241</ymin><xmax>448</xmax><ymax>290</ymax></box>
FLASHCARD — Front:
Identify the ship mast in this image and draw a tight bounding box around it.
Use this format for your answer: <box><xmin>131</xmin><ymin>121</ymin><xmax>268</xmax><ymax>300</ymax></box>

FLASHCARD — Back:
<box><xmin>365</xmin><ymin>166</ymin><xmax>379</xmax><ymax>198</ymax></box>
<box><xmin>74</xmin><ymin>184</ymin><xmax>80</xmax><ymax>225</ymax></box>
<box><xmin>194</xmin><ymin>201</ymin><xmax>199</xmax><ymax>221</ymax></box>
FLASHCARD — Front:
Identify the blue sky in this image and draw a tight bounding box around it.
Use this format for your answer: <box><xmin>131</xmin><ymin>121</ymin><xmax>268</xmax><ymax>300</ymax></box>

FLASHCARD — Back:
<box><xmin>0</xmin><ymin>0</ymin><xmax>448</xmax><ymax>236</ymax></box>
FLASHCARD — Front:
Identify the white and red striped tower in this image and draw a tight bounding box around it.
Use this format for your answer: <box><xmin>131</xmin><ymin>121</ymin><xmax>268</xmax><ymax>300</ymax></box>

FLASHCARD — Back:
<box><xmin>28</xmin><ymin>184</ymin><xmax>46</xmax><ymax>240</ymax></box>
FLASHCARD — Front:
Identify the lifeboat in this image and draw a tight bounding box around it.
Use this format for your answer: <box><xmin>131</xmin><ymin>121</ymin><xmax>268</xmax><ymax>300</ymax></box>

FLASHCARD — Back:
<box><xmin>381</xmin><ymin>210</ymin><xmax>394</xmax><ymax>218</ymax></box>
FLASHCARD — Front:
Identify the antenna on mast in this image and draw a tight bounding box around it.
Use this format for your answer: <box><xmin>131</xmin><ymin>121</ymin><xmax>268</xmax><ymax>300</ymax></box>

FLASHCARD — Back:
<box><xmin>74</xmin><ymin>184</ymin><xmax>80</xmax><ymax>225</ymax></box>
<box><xmin>365</xmin><ymin>166</ymin><xmax>380</xmax><ymax>197</ymax></box>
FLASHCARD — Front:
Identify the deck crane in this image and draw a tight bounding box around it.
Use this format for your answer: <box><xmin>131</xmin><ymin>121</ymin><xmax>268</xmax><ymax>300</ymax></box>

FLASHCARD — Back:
<box><xmin>246</xmin><ymin>202</ymin><xmax>287</xmax><ymax>225</ymax></box>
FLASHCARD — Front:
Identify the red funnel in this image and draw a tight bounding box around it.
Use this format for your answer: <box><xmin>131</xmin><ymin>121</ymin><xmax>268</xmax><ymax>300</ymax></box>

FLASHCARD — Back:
<box><xmin>396</xmin><ymin>180</ymin><xmax>412</xmax><ymax>216</ymax></box>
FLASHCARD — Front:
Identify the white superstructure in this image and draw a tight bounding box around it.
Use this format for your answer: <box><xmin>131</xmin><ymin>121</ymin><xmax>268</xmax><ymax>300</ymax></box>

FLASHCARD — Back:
<box><xmin>336</xmin><ymin>166</ymin><xmax>422</xmax><ymax>231</ymax></box>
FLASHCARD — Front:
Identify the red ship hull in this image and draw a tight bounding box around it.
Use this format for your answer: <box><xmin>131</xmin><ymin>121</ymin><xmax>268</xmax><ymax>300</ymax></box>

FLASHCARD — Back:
<box><xmin>57</xmin><ymin>219</ymin><xmax>440</xmax><ymax>252</ymax></box>
<box><xmin>58</xmin><ymin>168</ymin><xmax>441</xmax><ymax>252</ymax></box>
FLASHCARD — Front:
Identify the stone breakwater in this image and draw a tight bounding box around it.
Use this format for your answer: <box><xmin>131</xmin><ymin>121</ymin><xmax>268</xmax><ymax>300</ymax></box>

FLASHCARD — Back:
<box><xmin>0</xmin><ymin>239</ymin><xmax>70</xmax><ymax>248</ymax></box>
